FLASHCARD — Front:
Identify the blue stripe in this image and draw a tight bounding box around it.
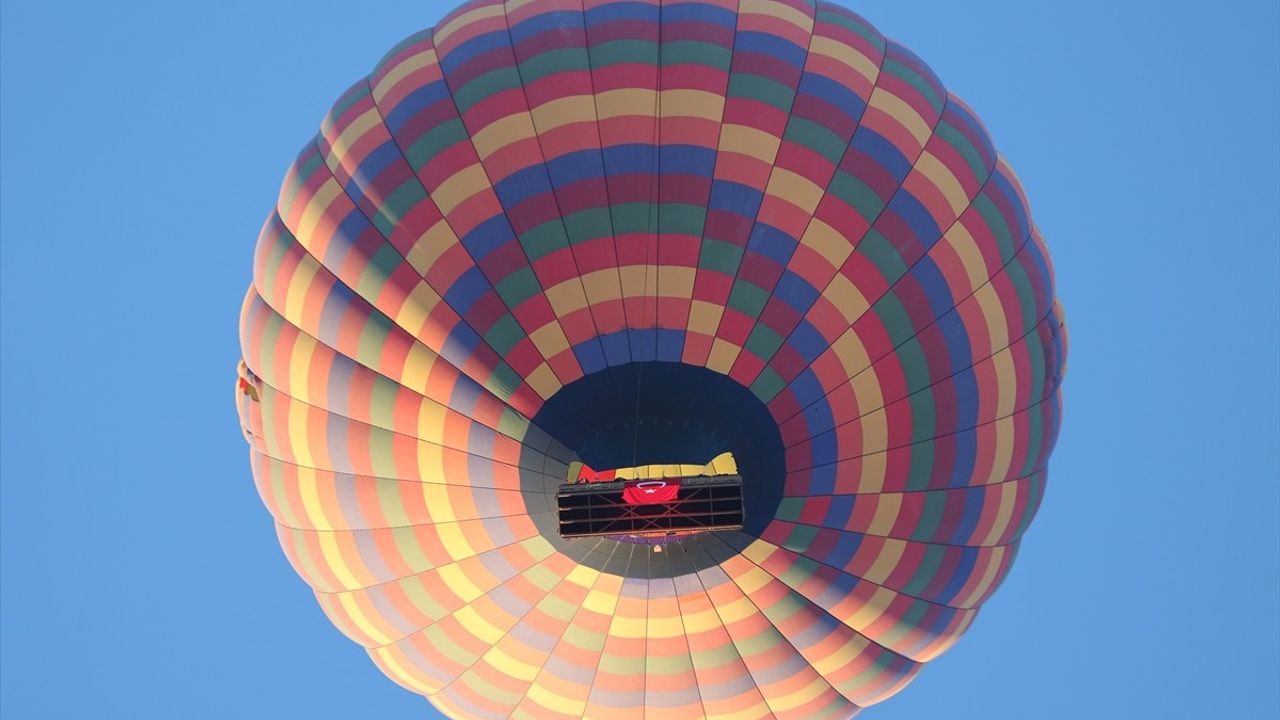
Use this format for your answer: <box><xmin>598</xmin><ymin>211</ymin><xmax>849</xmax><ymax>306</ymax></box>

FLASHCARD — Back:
<box><xmin>384</xmin><ymin>81</ymin><xmax>451</xmax><ymax>133</ymax></box>
<box><xmin>439</xmin><ymin>30</ymin><xmax>510</xmax><ymax>75</ymax></box>
<box><xmin>509</xmin><ymin>10</ymin><xmax>582</xmax><ymax>44</ymax></box>
<box><xmin>734</xmin><ymin>31</ymin><xmax>807</xmax><ymax>69</ymax></box>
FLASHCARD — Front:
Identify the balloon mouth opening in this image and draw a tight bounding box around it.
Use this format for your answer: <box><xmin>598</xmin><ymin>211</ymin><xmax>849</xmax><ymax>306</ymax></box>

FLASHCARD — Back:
<box><xmin>519</xmin><ymin>361</ymin><xmax>784</xmax><ymax>576</ymax></box>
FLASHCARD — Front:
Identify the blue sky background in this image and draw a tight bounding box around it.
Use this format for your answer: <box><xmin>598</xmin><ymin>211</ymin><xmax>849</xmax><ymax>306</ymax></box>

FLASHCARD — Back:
<box><xmin>2</xmin><ymin>1</ymin><xmax>1277</xmax><ymax>718</ymax></box>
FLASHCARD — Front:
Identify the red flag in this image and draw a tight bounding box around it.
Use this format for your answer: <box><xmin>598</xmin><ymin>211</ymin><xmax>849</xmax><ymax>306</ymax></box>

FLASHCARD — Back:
<box><xmin>623</xmin><ymin>479</ymin><xmax>680</xmax><ymax>505</ymax></box>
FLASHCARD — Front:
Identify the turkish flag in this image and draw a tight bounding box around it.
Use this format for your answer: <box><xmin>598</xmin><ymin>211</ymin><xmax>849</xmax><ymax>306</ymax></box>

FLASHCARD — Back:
<box><xmin>623</xmin><ymin>479</ymin><xmax>680</xmax><ymax>505</ymax></box>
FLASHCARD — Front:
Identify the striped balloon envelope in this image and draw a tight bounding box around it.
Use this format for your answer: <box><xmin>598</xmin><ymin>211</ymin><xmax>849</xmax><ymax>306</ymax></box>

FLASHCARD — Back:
<box><xmin>234</xmin><ymin>0</ymin><xmax>1068</xmax><ymax>717</ymax></box>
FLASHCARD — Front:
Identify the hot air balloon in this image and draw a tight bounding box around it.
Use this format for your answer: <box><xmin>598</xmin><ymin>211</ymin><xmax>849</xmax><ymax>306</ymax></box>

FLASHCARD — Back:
<box><xmin>235</xmin><ymin>0</ymin><xmax>1067</xmax><ymax>717</ymax></box>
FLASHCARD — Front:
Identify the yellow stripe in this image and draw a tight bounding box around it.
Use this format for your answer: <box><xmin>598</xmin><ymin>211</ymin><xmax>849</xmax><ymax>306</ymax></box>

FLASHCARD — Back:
<box><xmin>394</xmin><ymin>281</ymin><xmax>442</xmax><ymax>338</ymax></box>
<box><xmin>283</xmin><ymin>255</ymin><xmax>320</xmax><ymax>324</ymax></box>
<box><xmin>415</xmin><ymin>401</ymin><xmax>447</xmax><ymax>447</ymax></box>
<box><xmin>741</xmin><ymin>0</ymin><xmax>812</xmax><ymax>31</ymax></box>
<box><xmin>740</xmin><ymin>539</ymin><xmax>775</xmax><ymax>565</ymax></box>
<box><xmin>594</xmin><ymin>88</ymin><xmax>657</xmax><ymax>119</ymax></box>
<box><xmin>482</xmin><ymin>645</ymin><xmax>540</xmax><ymax>682</ymax></box>
<box><xmin>372</xmin><ymin>49</ymin><xmax>438</xmax><ymax>103</ymax></box>
<box><xmin>431</xmin><ymin>164</ymin><xmax>491</xmax><ymax>215</ymax></box>
<box><xmin>916</xmin><ymin>150</ymin><xmax>969</xmax><ymax>216</ymax></box>
<box><xmin>581</xmin><ymin>587</ymin><xmax>619</xmax><ymax>615</ymax></box>
<box><xmin>434</xmin><ymin>4</ymin><xmax>503</xmax><ymax>46</ymax></box>
<box><xmin>401</xmin><ymin>344</ymin><xmax>438</xmax><ymax>397</ymax></box>
<box><xmin>579</xmin><ymin>268</ymin><xmax>623</xmax><ymax>303</ymax></box>
<box><xmin>832</xmin><ymin>329</ymin><xmax>872</xmax><ymax>379</ymax></box>
<box><xmin>941</xmin><ymin>223</ymin><xmax>987</xmax><ymax>291</ymax></box>
<box><xmin>716</xmin><ymin>596</ymin><xmax>758</xmax><ymax>625</ymax></box>
<box><xmin>296</xmin><ymin>465</ymin><xmax>332</xmax><ymax>530</ymax></box>
<box><xmin>869</xmin><ymin>89</ymin><xmax>931</xmax><ymax>147</ymax></box>
<box><xmin>858</xmin><ymin>439</ymin><xmax>888</xmax><ymax>494</ymax></box>
<box><xmin>454</xmin><ymin>603</ymin><xmax>506</xmax><ymax>645</ymax></box>
<box><xmin>438</xmin><ymin>563</ymin><xmax>485</xmax><ymax>603</ymax></box>
<box><xmin>647</xmin><ymin>614</ymin><xmax>684</xmax><ymax>639</ymax></box>
<box><xmin>719</xmin><ymin>123</ymin><xmax>781</xmax><ymax>164</ymax></box>
<box><xmin>846</xmin><ymin>586</ymin><xmax>896</xmax><ymax>631</ymax></box>
<box><xmin>974</xmin><ymin>283</ymin><xmax>1009</xmax><ymax>352</ymax></box>
<box><xmin>988</xmin><ymin>415</ymin><xmax>1016</xmax><ymax>485</ymax></box>
<box><xmin>810</xmin><ymin>634</ymin><xmax>869</xmax><ymax>676</ymax></box>
<box><xmin>544</xmin><ymin>278</ymin><xmax>590</xmax><ymax>316</ymax></box>
<box><xmin>529</xmin><ymin>322</ymin><xmax>571</xmax><ymax>358</ymax></box>
<box><xmin>296</xmin><ymin>179</ymin><xmax>342</xmax><ymax>248</ymax></box>
<box><xmin>681</xmin><ymin>607</ymin><xmax>722</xmax><ymax>634</ymax></box>
<box><xmin>524</xmin><ymin>362</ymin><xmax>561</xmax><ymax>400</ymax></box>
<box><xmin>765</xmin><ymin>167</ymin><xmax>824</xmax><ymax>214</ymax></box>
<box><xmin>991</xmin><ymin>346</ymin><xmax>1017</xmax><ymax>418</ymax></box>
<box><xmin>825</xmin><ymin>273</ymin><xmax>870</xmax><ymax>326</ymax></box>
<box><xmin>336</xmin><ymin>593</ymin><xmax>394</xmax><ymax>646</ymax></box>
<box><xmin>531</xmin><ymin>94</ymin><xmax>598</xmax><ymax>132</ymax></box>
<box><xmin>286</xmin><ymin>396</ymin><xmax>314</xmax><ymax>468</ymax></box>
<box><xmin>809</xmin><ymin>36</ymin><xmax>879</xmax><ymax>85</ymax></box>
<box><xmin>659</xmin><ymin>88</ymin><xmax>724</xmax><ymax>121</ymax></box>
<box><xmin>956</xmin><ymin>546</ymin><xmax>1006</xmax><ymax>609</ymax></box>
<box><xmin>471</xmin><ymin>112</ymin><xmax>536</xmax><ymax>160</ymax></box>
<box><xmin>706</xmin><ymin>338</ymin><xmax>740</xmax><ymax>375</ymax></box>
<box><xmin>437</xmin><ymin>521</ymin><xmax>476</xmax><ymax>561</ymax></box>
<box><xmin>687</xmin><ymin>300</ymin><xmax>724</xmax><ymax>336</ymax></box>
<box><xmin>318</xmin><ymin>534</ymin><xmax>362</xmax><ymax>590</ymax></box>
<box><xmin>371</xmin><ymin>646</ymin><xmax>436</xmax><ymax>694</ymax></box>
<box><xmin>421</xmin><ymin>482</ymin><xmax>457</xmax><ymax>522</ymax></box>
<box><xmin>864</xmin><ymin>538</ymin><xmax>905</xmax><ymax>584</ymax></box>
<box><xmin>404</xmin><ymin>219</ymin><xmax>458</xmax><ymax>275</ymax></box>
<box><xmin>524</xmin><ymin>680</ymin><xmax>586</xmax><ymax>716</ymax></box>
<box><xmin>609</xmin><ymin>615</ymin><xmax>646</xmax><ymax>639</ymax></box>
<box><xmin>288</xmin><ymin>332</ymin><xmax>317</xmax><ymax>403</ymax></box>
<box><xmin>865</xmin><ymin>493</ymin><xmax>902</xmax><ymax>536</ymax></box>
<box><xmin>801</xmin><ymin>218</ymin><xmax>855</xmax><ymax>270</ymax></box>
<box><xmin>980</xmin><ymin>481</ymin><xmax>1018</xmax><ymax>546</ymax></box>
<box><xmin>768</xmin><ymin>677</ymin><xmax>828</xmax><ymax>712</ymax></box>
<box><xmin>325</xmin><ymin>108</ymin><xmax>381</xmax><ymax>167</ymax></box>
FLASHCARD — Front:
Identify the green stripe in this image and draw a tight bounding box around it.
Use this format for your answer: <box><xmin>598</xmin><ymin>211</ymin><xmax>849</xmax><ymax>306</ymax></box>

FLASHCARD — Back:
<box><xmin>563</xmin><ymin>207</ymin><xmax>614</xmax><ymax>245</ymax></box>
<box><xmin>520</xmin><ymin>219</ymin><xmax>570</xmax><ymax>261</ymax></box>
<box><xmin>902</xmin><ymin>545</ymin><xmax>945</xmax><ymax>596</ymax></box>
<box><xmin>517</xmin><ymin>47</ymin><xmax>590</xmax><ymax>84</ymax></box>
<box><xmin>327</xmin><ymin>83</ymin><xmax>372</xmax><ymax>126</ymax></box>
<box><xmin>589</xmin><ymin>39</ymin><xmax>658</xmax><ymax>68</ymax></box>
<box><xmin>815</xmin><ymin>9</ymin><xmax>885</xmax><ymax>52</ymax></box>
<box><xmin>661</xmin><ymin>40</ymin><xmax>732</xmax><ymax>71</ymax></box>
<box><xmin>727</xmin><ymin>280</ymin><xmax>769</xmax><ymax>316</ymax></box>
<box><xmin>405</xmin><ymin>118</ymin><xmax>469</xmax><ymax>171</ymax></box>
<box><xmin>935</xmin><ymin>121</ymin><xmax>988</xmax><ymax>182</ymax></box>
<box><xmin>727</xmin><ymin>73</ymin><xmax>795</xmax><ymax>113</ymax></box>
<box><xmin>452</xmin><ymin>67</ymin><xmax>523</xmax><ymax>113</ymax></box>
<box><xmin>484</xmin><ymin>313</ymin><xmax>525</xmax><ymax>355</ymax></box>
<box><xmin>883</xmin><ymin>58</ymin><xmax>943</xmax><ymax>115</ymax></box>
<box><xmin>355</xmin><ymin>244</ymin><xmax>403</xmax><ymax>300</ymax></box>
<box><xmin>744</xmin><ymin>324</ymin><xmax>784</xmax><ymax>359</ymax></box>
<box><xmin>656</xmin><ymin>203</ymin><xmax>706</xmax><ymax>236</ymax></box>
<box><xmin>495</xmin><ymin>266</ymin><xmax>544</xmax><ymax>308</ymax></box>
<box><xmin>973</xmin><ymin>193</ymin><xmax>1015</xmax><ymax>261</ymax></box>
<box><xmin>698</xmin><ymin>238</ymin><xmax>743</xmax><ymax>274</ymax></box>
<box><xmin>911</xmin><ymin>490</ymin><xmax>947</xmax><ymax>543</ymax></box>
<box><xmin>784</xmin><ymin>116</ymin><xmax>848</xmax><ymax>166</ymax></box>
<box><xmin>828</xmin><ymin>169</ymin><xmax>884</xmax><ymax>222</ymax></box>
<box><xmin>751</xmin><ymin>367</ymin><xmax>787</xmax><ymax>404</ymax></box>
<box><xmin>906</xmin><ymin>435</ymin><xmax>935</xmax><ymax>492</ymax></box>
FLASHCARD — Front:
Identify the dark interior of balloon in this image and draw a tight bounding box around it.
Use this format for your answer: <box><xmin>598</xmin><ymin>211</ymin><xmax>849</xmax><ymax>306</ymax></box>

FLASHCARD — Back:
<box><xmin>530</xmin><ymin>361</ymin><xmax>782</xmax><ymax>542</ymax></box>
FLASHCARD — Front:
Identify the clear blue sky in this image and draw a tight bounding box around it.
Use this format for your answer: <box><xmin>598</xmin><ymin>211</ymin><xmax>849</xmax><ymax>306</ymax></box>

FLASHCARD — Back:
<box><xmin>2</xmin><ymin>1</ymin><xmax>1276</xmax><ymax>718</ymax></box>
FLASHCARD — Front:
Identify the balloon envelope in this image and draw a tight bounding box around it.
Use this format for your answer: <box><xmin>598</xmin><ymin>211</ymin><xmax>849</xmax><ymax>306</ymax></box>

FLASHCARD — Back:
<box><xmin>236</xmin><ymin>0</ymin><xmax>1067</xmax><ymax>717</ymax></box>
